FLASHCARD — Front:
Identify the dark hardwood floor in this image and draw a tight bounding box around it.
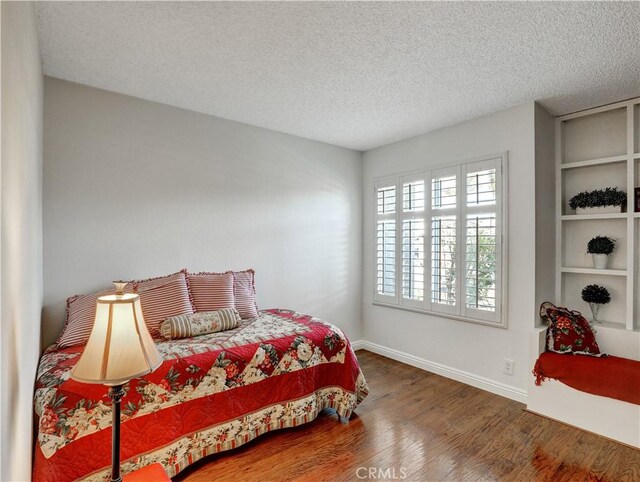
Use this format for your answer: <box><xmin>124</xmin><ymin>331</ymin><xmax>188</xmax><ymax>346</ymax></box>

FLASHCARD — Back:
<box><xmin>175</xmin><ymin>350</ymin><xmax>640</xmax><ymax>481</ymax></box>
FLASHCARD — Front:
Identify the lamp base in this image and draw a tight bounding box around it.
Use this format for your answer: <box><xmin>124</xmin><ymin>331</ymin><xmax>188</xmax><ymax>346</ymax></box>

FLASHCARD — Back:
<box><xmin>108</xmin><ymin>384</ymin><xmax>125</xmax><ymax>482</ymax></box>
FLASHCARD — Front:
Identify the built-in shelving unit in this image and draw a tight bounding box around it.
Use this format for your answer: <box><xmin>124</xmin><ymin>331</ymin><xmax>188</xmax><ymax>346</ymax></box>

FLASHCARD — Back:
<box><xmin>555</xmin><ymin>97</ymin><xmax>640</xmax><ymax>333</ymax></box>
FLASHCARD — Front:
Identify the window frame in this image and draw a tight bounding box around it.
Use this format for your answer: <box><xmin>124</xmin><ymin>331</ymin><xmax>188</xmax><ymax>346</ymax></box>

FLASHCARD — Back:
<box><xmin>373</xmin><ymin>152</ymin><xmax>509</xmax><ymax>329</ymax></box>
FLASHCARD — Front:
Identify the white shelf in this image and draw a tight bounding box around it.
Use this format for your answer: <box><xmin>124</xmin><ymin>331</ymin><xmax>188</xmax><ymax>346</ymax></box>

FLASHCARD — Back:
<box><xmin>561</xmin><ymin>267</ymin><xmax>627</xmax><ymax>276</ymax></box>
<box><xmin>560</xmin><ymin>155</ymin><xmax>627</xmax><ymax>170</ymax></box>
<box><xmin>561</xmin><ymin>213</ymin><xmax>627</xmax><ymax>221</ymax></box>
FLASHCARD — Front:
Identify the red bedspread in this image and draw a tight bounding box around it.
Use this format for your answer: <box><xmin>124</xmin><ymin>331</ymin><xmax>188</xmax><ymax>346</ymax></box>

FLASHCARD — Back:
<box><xmin>533</xmin><ymin>351</ymin><xmax>640</xmax><ymax>405</ymax></box>
<box><xmin>33</xmin><ymin>309</ymin><xmax>368</xmax><ymax>481</ymax></box>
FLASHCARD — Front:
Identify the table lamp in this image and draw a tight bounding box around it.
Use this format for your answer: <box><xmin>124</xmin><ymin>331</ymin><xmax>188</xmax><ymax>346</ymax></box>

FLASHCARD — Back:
<box><xmin>71</xmin><ymin>282</ymin><xmax>163</xmax><ymax>482</ymax></box>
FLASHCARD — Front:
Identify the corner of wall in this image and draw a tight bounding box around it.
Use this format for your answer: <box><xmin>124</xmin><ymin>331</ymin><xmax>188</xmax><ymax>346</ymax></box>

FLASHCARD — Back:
<box><xmin>533</xmin><ymin>103</ymin><xmax>556</xmax><ymax>326</ymax></box>
<box><xmin>357</xmin><ymin>149</ymin><xmax>366</xmax><ymax>341</ymax></box>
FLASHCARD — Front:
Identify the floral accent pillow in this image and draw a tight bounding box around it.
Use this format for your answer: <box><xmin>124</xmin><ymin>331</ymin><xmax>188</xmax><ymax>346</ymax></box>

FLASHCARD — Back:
<box><xmin>540</xmin><ymin>302</ymin><xmax>604</xmax><ymax>357</ymax></box>
<box><xmin>160</xmin><ymin>308</ymin><xmax>241</xmax><ymax>340</ymax></box>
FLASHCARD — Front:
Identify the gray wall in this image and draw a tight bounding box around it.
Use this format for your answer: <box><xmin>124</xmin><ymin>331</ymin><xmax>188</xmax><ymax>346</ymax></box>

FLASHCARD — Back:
<box><xmin>0</xmin><ymin>2</ymin><xmax>44</xmax><ymax>480</ymax></box>
<box><xmin>43</xmin><ymin>77</ymin><xmax>363</xmax><ymax>347</ymax></box>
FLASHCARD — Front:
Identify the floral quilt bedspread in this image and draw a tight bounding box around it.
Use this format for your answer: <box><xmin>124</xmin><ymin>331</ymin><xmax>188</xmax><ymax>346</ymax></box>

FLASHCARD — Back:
<box><xmin>33</xmin><ymin>309</ymin><xmax>368</xmax><ymax>482</ymax></box>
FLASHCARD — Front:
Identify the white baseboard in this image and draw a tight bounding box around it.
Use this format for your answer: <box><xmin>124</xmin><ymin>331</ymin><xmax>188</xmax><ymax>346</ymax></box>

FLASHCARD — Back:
<box><xmin>353</xmin><ymin>339</ymin><xmax>527</xmax><ymax>404</ymax></box>
<box><xmin>350</xmin><ymin>339</ymin><xmax>365</xmax><ymax>351</ymax></box>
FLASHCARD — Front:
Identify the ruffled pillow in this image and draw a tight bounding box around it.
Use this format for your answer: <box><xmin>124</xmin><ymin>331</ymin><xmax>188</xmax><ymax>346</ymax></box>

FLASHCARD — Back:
<box><xmin>56</xmin><ymin>287</ymin><xmax>126</xmax><ymax>348</ymax></box>
<box><xmin>232</xmin><ymin>269</ymin><xmax>258</xmax><ymax>319</ymax></box>
<box><xmin>540</xmin><ymin>302</ymin><xmax>604</xmax><ymax>357</ymax></box>
<box><xmin>132</xmin><ymin>270</ymin><xmax>195</xmax><ymax>338</ymax></box>
<box><xmin>160</xmin><ymin>308</ymin><xmax>241</xmax><ymax>340</ymax></box>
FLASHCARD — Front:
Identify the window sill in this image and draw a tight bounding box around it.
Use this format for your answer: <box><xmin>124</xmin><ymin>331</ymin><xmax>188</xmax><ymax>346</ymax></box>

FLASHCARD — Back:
<box><xmin>372</xmin><ymin>302</ymin><xmax>507</xmax><ymax>329</ymax></box>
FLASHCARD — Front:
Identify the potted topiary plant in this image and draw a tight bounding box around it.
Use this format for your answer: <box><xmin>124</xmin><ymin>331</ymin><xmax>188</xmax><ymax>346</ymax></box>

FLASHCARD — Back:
<box><xmin>581</xmin><ymin>284</ymin><xmax>611</xmax><ymax>323</ymax></box>
<box><xmin>586</xmin><ymin>236</ymin><xmax>615</xmax><ymax>269</ymax></box>
<box><xmin>569</xmin><ymin>187</ymin><xmax>627</xmax><ymax>215</ymax></box>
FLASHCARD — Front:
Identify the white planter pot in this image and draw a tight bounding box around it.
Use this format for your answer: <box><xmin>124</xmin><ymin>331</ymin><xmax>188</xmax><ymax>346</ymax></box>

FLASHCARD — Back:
<box><xmin>589</xmin><ymin>302</ymin><xmax>602</xmax><ymax>324</ymax></box>
<box><xmin>575</xmin><ymin>205</ymin><xmax>622</xmax><ymax>215</ymax></box>
<box><xmin>592</xmin><ymin>254</ymin><xmax>609</xmax><ymax>269</ymax></box>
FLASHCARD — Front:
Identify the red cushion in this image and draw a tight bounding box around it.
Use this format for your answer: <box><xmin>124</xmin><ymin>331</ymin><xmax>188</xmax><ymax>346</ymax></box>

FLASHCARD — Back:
<box><xmin>123</xmin><ymin>463</ymin><xmax>170</xmax><ymax>482</ymax></box>
<box><xmin>540</xmin><ymin>302</ymin><xmax>603</xmax><ymax>356</ymax></box>
<box><xmin>533</xmin><ymin>351</ymin><xmax>640</xmax><ymax>405</ymax></box>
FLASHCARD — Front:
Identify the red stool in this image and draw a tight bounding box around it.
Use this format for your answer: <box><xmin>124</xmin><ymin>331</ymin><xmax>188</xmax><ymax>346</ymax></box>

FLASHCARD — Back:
<box><xmin>123</xmin><ymin>463</ymin><xmax>171</xmax><ymax>482</ymax></box>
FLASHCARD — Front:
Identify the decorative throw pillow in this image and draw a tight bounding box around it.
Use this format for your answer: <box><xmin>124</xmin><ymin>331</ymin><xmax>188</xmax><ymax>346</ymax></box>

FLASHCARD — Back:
<box><xmin>232</xmin><ymin>269</ymin><xmax>259</xmax><ymax>319</ymax></box>
<box><xmin>132</xmin><ymin>270</ymin><xmax>195</xmax><ymax>338</ymax></box>
<box><xmin>160</xmin><ymin>308</ymin><xmax>241</xmax><ymax>339</ymax></box>
<box><xmin>57</xmin><ymin>287</ymin><xmax>130</xmax><ymax>348</ymax></box>
<box><xmin>540</xmin><ymin>302</ymin><xmax>604</xmax><ymax>357</ymax></box>
<box><xmin>187</xmin><ymin>271</ymin><xmax>235</xmax><ymax>312</ymax></box>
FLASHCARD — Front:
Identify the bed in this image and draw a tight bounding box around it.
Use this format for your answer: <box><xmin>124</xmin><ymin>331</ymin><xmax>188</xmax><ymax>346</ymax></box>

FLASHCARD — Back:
<box><xmin>33</xmin><ymin>309</ymin><xmax>368</xmax><ymax>481</ymax></box>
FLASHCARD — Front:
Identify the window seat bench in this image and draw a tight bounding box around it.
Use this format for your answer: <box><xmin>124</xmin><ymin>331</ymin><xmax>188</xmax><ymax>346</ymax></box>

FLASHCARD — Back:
<box><xmin>533</xmin><ymin>352</ymin><xmax>640</xmax><ymax>406</ymax></box>
<box><xmin>527</xmin><ymin>328</ymin><xmax>640</xmax><ymax>448</ymax></box>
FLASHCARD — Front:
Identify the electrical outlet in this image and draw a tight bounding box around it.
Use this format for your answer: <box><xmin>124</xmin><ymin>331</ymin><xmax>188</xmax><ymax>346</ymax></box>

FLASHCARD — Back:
<box><xmin>503</xmin><ymin>358</ymin><xmax>514</xmax><ymax>375</ymax></box>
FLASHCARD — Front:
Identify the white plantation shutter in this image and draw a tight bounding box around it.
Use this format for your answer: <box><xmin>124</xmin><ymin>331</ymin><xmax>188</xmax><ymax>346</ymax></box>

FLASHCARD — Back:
<box><xmin>462</xmin><ymin>160</ymin><xmax>502</xmax><ymax>323</ymax></box>
<box><xmin>432</xmin><ymin>174</ymin><xmax>457</xmax><ymax>209</ymax></box>
<box><xmin>377</xmin><ymin>185</ymin><xmax>396</xmax><ymax>215</ymax></box>
<box><xmin>465</xmin><ymin>214</ymin><xmax>497</xmax><ymax>310</ymax></box>
<box><xmin>376</xmin><ymin>220</ymin><xmax>396</xmax><ymax>297</ymax></box>
<box><xmin>431</xmin><ymin>215</ymin><xmax>457</xmax><ymax>308</ymax></box>
<box><xmin>403</xmin><ymin>180</ymin><xmax>425</xmax><ymax>212</ymax></box>
<box><xmin>466</xmin><ymin>168</ymin><xmax>497</xmax><ymax>206</ymax></box>
<box><xmin>375</xmin><ymin>182</ymin><xmax>398</xmax><ymax>302</ymax></box>
<box><xmin>373</xmin><ymin>154</ymin><xmax>505</xmax><ymax>327</ymax></box>
<box><xmin>430</xmin><ymin>167</ymin><xmax>459</xmax><ymax>315</ymax></box>
<box><xmin>401</xmin><ymin>179</ymin><xmax>426</xmax><ymax>306</ymax></box>
<box><xmin>402</xmin><ymin>219</ymin><xmax>425</xmax><ymax>301</ymax></box>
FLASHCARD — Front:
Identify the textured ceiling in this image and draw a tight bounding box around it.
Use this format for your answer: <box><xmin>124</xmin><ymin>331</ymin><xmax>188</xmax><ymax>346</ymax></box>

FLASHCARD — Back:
<box><xmin>36</xmin><ymin>1</ymin><xmax>640</xmax><ymax>151</ymax></box>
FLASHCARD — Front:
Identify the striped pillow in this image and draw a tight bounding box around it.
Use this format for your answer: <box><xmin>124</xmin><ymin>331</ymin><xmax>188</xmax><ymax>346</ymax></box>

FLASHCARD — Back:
<box><xmin>56</xmin><ymin>287</ymin><xmax>129</xmax><ymax>348</ymax></box>
<box><xmin>187</xmin><ymin>272</ymin><xmax>235</xmax><ymax>312</ymax></box>
<box><xmin>160</xmin><ymin>308</ymin><xmax>241</xmax><ymax>339</ymax></box>
<box><xmin>232</xmin><ymin>269</ymin><xmax>258</xmax><ymax>319</ymax></box>
<box><xmin>133</xmin><ymin>270</ymin><xmax>195</xmax><ymax>338</ymax></box>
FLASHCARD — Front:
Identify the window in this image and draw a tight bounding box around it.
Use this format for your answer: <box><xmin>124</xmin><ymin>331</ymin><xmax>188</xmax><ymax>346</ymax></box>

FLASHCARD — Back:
<box><xmin>374</xmin><ymin>154</ymin><xmax>506</xmax><ymax>327</ymax></box>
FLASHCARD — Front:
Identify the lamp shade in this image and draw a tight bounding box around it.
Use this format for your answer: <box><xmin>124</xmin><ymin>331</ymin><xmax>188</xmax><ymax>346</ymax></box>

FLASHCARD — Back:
<box><xmin>71</xmin><ymin>292</ymin><xmax>163</xmax><ymax>386</ymax></box>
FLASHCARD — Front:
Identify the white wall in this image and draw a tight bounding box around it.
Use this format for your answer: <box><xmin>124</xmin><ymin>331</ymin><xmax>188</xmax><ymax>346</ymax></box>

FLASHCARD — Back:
<box><xmin>534</xmin><ymin>104</ymin><xmax>556</xmax><ymax>326</ymax></box>
<box><xmin>362</xmin><ymin>103</ymin><xmax>537</xmax><ymax>396</ymax></box>
<box><xmin>0</xmin><ymin>2</ymin><xmax>44</xmax><ymax>480</ymax></box>
<box><xmin>42</xmin><ymin>77</ymin><xmax>363</xmax><ymax>348</ymax></box>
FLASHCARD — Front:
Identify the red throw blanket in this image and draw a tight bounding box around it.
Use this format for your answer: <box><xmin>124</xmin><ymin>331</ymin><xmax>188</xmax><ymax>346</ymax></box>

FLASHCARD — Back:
<box><xmin>533</xmin><ymin>351</ymin><xmax>640</xmax><ymax>405</ymax></box>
